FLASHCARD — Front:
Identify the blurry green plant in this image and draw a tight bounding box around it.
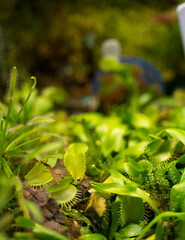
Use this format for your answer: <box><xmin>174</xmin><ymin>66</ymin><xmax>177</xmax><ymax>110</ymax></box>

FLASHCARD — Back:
<box><xmin>0</xmin><ymin>67</ymin><xmax>67</xmax><ymax>239</ymax></box>
<box><xmin>15</xmin><ymin>216</ymin><xmax>70</xmax><ymax>240</ymax></box>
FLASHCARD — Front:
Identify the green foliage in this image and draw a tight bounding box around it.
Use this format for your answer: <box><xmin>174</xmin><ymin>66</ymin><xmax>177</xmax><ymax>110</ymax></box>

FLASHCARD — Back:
<box><xmin>1</xmin><ymin>65</ymin><xmax>185</xmax><ymax>239</ymax></box>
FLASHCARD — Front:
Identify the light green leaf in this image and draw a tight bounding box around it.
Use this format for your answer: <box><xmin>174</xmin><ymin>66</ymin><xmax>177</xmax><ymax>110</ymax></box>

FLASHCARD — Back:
<box><xmin>160</xmin><ymin>128</ymin><xmax>185</xmax><ymax>145</ymax></box>
<box><xmin>9</xmin><ymin>66</ymin><xmax>17</xmax><ymax>98</ymax></box>
<box><xmin>47</xmin><ymin>176</ymin><xmax>73</xmax><ymax>193</ymax></box>
<box><xmin>49</xmin><ymin>184</ymin><xmax>77</xmax><ymax>205</ymax></box>
<box><xmin>64</xmin><ymin>143</ymin><xmax>88</xmax><ymax>180</ymax></box>
<box><xmin>1</xmin><ymin>158</ymin><xmax>13</xmax><ymax>178</ymax></box>
<box><xmin>15</xmin><ymin>217</ymin><xmax>70</xmax><ymax>240</ymax></box>
<box><xmin>132</xmin><ymin>113</ymin><xmax>153</xmax><ymax>129</ymax></box>
<box><xmin>170</xmin><ymin>180</ymin><xmax>185</xmax><ymax>212</ymax></box>
<box><xmin>81</xmin><ymin>233</ymin><xmax>107</xmax><ymax>240</ymax></box>
<box><xmin>27</xmin><ymin>115</ymin><xmax>55</xmax><ymax>126</ymax></box>
<box><xmin>25</xmin><ymin>163</ymin><xmax>53</xmax><ymax>186</ymax></box>
<box><xmin>4</xmin><ymin>126</ymin><xmax>38</xmax><ymax>152</ymax></box>
<box><xmin>90</xmin><ymin>170</ymin><xmax>160</xmax><ymax>214</ymax></box>
<box><xmin>23</xmin><ymin>200</ymin><xmax>43</xmax><ymax>222</ymax></box>
<box><xmin>23</xmin><ymin>141</ymin><xmax>62</xmax><ymax>163</ymax></box>
<box><xmin>119</xmin><ymin>223</ymin><xmax>142</xmax><ymax>238</ymax></box>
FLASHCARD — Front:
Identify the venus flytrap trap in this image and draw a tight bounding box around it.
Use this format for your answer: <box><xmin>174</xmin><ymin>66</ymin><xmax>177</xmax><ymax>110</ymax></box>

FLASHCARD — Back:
<box><xmin>64</xmin><ymin>142</ymin><xmax>88</xmax><ymax>182</ymax></box>
<box><xmin>47</xmin><ymin>176</ymin><xmax>79</xmax><ymax>207</ymax></box>
<box><xmin>46</xmin><ymin>143</ymin><xmax>88</xmax><ymax>208</ymax></box>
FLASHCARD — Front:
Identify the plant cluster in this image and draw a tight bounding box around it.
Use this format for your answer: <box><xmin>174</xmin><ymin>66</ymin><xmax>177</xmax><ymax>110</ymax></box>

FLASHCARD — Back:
<box><xmin>0</xmin><ymin>65</ymin><xmax>185</xmax><ymax>240</ymax></box>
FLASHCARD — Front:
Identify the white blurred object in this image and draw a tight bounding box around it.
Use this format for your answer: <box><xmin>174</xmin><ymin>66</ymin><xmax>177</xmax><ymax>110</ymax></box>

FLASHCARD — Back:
<box><xmin>101</xmin><ymin>39</ymin><xmax>121</xmax><ymax>60</ymax></box>
<box><xmin>177</xmin><ymin>3</ymin><xmax>185</xmax><ymax>56</ymax></box>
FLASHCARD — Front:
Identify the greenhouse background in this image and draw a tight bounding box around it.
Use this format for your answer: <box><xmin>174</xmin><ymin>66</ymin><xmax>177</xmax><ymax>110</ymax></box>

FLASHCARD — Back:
<box><xmin>0</xmin><ymin>0</ymin><xmax>185</xmax><ymax>98</ymax></box>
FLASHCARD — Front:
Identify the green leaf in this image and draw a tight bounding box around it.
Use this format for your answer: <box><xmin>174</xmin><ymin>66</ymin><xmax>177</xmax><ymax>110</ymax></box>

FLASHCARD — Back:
<box><xmin>160</xmin><ymin>128</ymin><xmax>185</xmax><ymax>145</ymax></box>
<box><xmin>120</xmin><ymin>195</ymin><xmax>144</xmax><ymax>224</ymax></box>
<box><xmin>90</xmin><ymin>170</ymin><xmax>160</xmax><ymax>214</ymax></box>
<box><xmin>25</xmin><ymin>163</ymin><xmax>53</xmax><ymax>186</ymax></box>
<box><xmin>23</xmin><ymin>141</ymin><xmax>62</xmax><ymax>163</ymax></box>
<box><xmin>81</xmin><ymin>233</ymin><xmax>107</xmax><ymax>240</ymax></box>
<box><xmin>47</xmin><ymin>176</ymin><xmax>73</xmax><ymax>193</ymax></box>
<box><xmin>49</xmin><ymin>184</ymin><xmax>77</xmax><ymax>205</ymax></box>
<box><xmin>11</xmin><ymin>136</ymin><xmax>40</xmax><ymax>151</ymax></box>
<box><xmin>9</xmin><ymin>66</ymin><xmax>17</xmax><ymax>99</ymax></box>
<box><xmin>132</xmin><ymin>113</ymin><xmax>153</xmax><ymax>129</ymax></box>
<box><xmin>177</xmin><ymin>154</ymin><xmax>185</xmax><ymax>164</ymax></box>
<box><xmin>23</xmin><ymin>200</ymin><xmax>43</xmax><ymax>222</ymax></box>
<box><xmin>170</xmin><ymin>180</ymin><xmax>185</xmax><ymax>212</ymax></box>
<box><xmin>15</xmin><ymin>217</ymin><xmax>70</xmax><ymax>240</ymax></box>
<box><xmin>118</xmin><ymin>223</ymin><xmax>142</xmax><ymax>238</ymax></box>
<box><xmin>108</xmin><ymin>197</ymin><xmax>121</xmax><ymax>240</ymax></box>
<box><xmin>27</xmin><ymin>115</ymin><xmax>55</xmax><ymax>126</ymax></box>
<box><xmin>100</xmin><ymin>127</ymin><xmax>126</xmax><ymax>157</ymax></box>
<box><xmin>15</xmin><ymin>216</ymin><xmax>35</xmax><ymax>228</ymax></box>
<box><xmin>4</xmin><ymin>126</ymin><xmax>38</xmax><ymax>152</ymax></box>
<box><xmin>0</xmin><ymin>213</ymin><xmax>14</xmax><ymax>231</ymax></box>
<box><xmin>30</xmin><ymin>76</ymin><xmax>37</xmax><ymax>90</ymax></box>
<box><xmin>1</xmin><ymin>158</ymin><xmax>13</xmax><ymax>178</ymax></box>
<box><xmin>96</xmin><ymin>120</ymin><xmax>127</xmax><ymax>157</ymax></box>
<box><xmin>64</xmin><ymin>143</ymin><xmax>88</xmax><ymax>180</ymax></box>
<box><xmin>155</xmin><ymin>220</ymin><xmax>163</xmax><ymax>240</ymax></box>
<box><xmin>63</xmin><ymin>209</ymin><xmax>92</xmax><ymax>227</ymax></box>
<box><xmin>0</xmin><ymin>175</ymin><xmax>14</xmax><ymax>213</ymax></box>
<box><xmin>41</xmin><ymin>153</ymin><xmax>64</xmax><ymax>168</ymax></box>
<box><xmin>14</xmin><ymin>232</ymin><xmax>33</xmax><ymax>240</ymax></box>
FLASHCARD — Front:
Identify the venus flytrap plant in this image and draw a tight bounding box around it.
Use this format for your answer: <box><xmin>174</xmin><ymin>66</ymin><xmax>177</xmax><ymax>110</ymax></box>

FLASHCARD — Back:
<box><xmin>90</xmin><ymin>169</ymin><xmax>160</xmax><ymax>214</ymax></box>
<box><xmin>47</xmin><ymin>176</ymin><xmax>79</xmax><ymax>207</ymax></box>
<box><xmin>86</xmin><ymin>169</ymin><xmax>159</xmax><ymax>239</ymax></box>
<box><xmin>46</xmin><ymin>143</ymin><xmax>88</xmax><ymax>207</ymax></box>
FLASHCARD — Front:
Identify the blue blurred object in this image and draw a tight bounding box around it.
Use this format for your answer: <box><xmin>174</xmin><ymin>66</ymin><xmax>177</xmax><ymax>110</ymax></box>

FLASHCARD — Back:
<box><xmin>120</xmin><ymin>56</ymin><xmax>165</xmax><ymax>93</ymax></box>
<box><xmin>93</xmin><ymin>38</ymin><xmax>165</xmax><ymax>97</ymax></box>
<box><xmin>92</xmin><ymin>56</ymin><xmax>165</xmax><ymax>95</ymax></box>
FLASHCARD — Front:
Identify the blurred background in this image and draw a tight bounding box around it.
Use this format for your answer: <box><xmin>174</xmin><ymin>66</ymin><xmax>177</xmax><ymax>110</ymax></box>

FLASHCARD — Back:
<box><xmin>0</xmin><ymin>0</ymin><xmax>185</xmax><ymax>102</ymax></box>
